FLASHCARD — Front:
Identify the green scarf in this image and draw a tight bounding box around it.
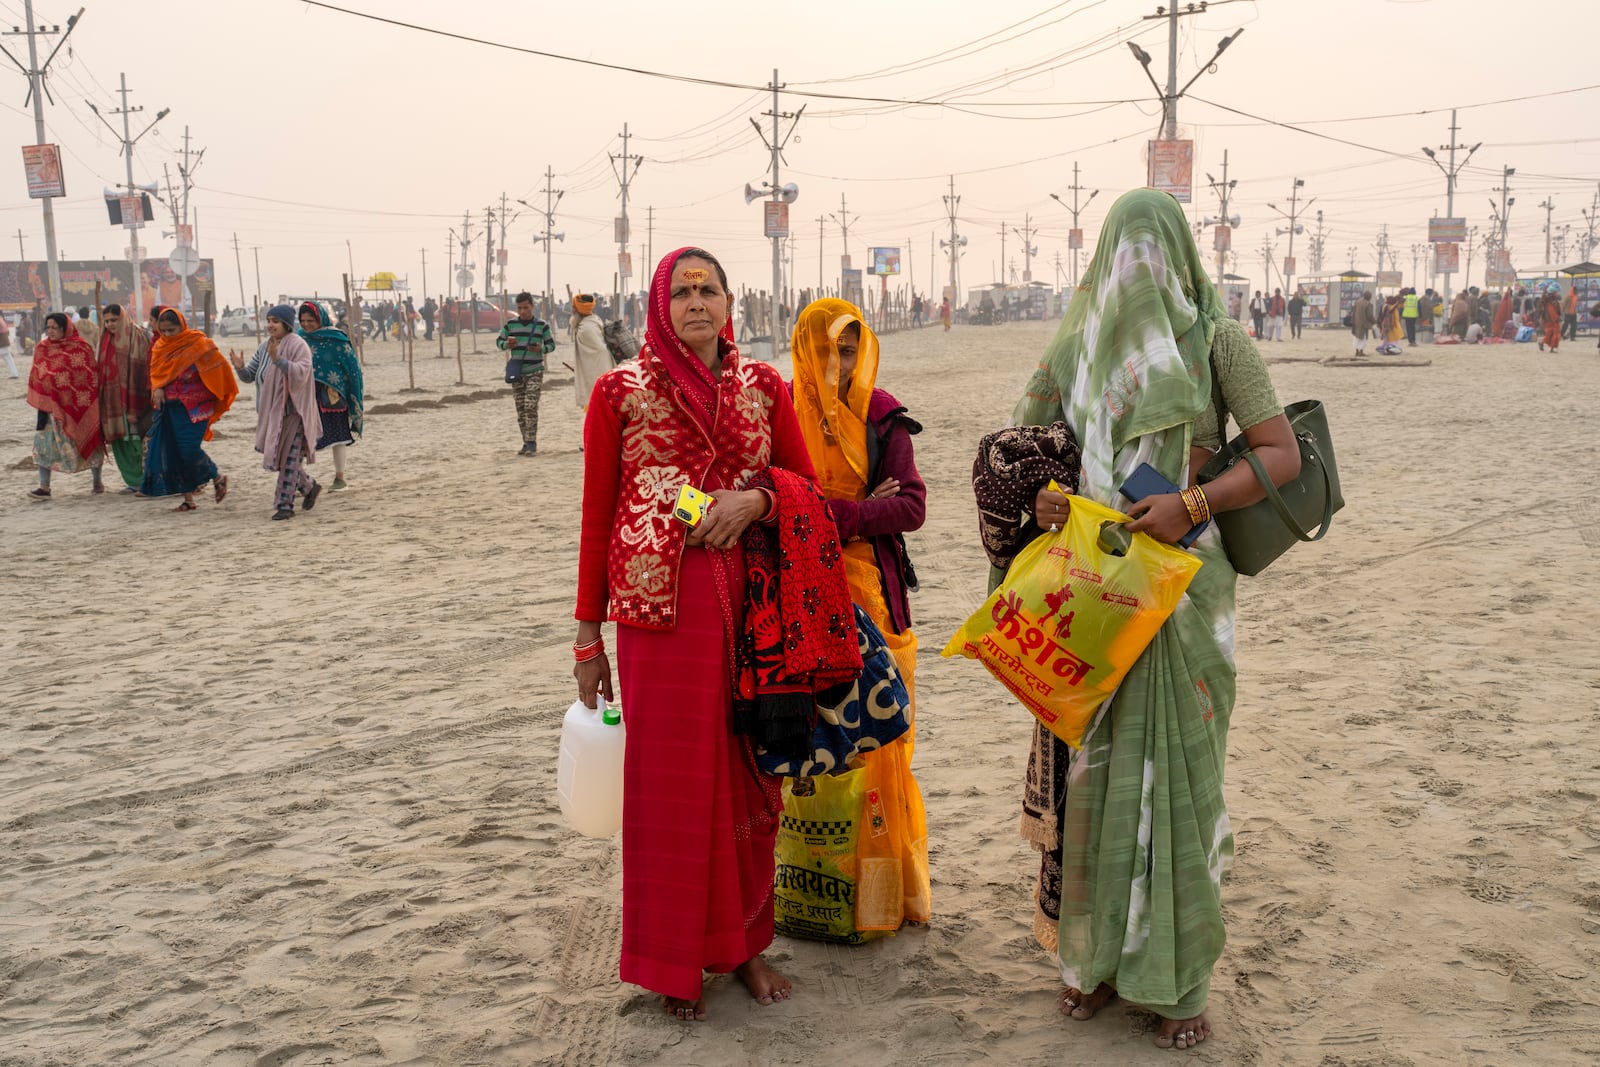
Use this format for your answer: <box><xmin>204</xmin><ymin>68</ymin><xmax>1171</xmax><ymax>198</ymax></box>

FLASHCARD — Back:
<box><xmin>1012</xmin><ymin>188</ymin><xmax>1237</xmax><ymax>1019</ymax></box>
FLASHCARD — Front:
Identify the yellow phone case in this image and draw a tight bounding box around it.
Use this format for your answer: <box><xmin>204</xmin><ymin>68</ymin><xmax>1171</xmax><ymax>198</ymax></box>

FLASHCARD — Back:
<box><xmin>674</xmin><ymin>484</ymin><xmax>711</xmax><ymax>527</ymax></box>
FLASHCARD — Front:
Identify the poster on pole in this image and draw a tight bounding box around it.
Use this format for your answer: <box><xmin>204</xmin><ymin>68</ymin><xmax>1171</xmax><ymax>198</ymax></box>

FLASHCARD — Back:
<box><xmin>1428</xmin><ymin>217</ymin><xmax>1466</xmax><ymax>243</ymax></box>
<box><xmin>1434</xmin><ymin>242</ymin><xmax>1460</xmax><ymax>273</ymax></box>
<box><xmin>614</xmin><ymin>216</ymin><xmax>630</xmax><ymax>244</ymax></box>
<box><xmin>763</xmin><ymin>202</ymin><xmax>790</xmax><ymax>238</ymax></box>
<box><xmin>1146</xmin><ymin>139</ymin><xmax>1194</xmax><ymax>203</ymax></box>
<box><xmin>869</xmin><ymin>247</ymin><xmax>901</xmax><ymax>276</ymax></box>
<box><xmin>1068</xmin><ymin>228</ymin><xmax>1083</xmax><ymax>250</ymax></box>
<box><xmin>618</xmin><ymin>252</ymin><xmax>633</xmax><ymax>280</ymax></box>
<box><xmin>21</xmin><ymin>144</ymin><xmax>65</xmax><ymax>199</ymax></box>
<box><xmin>1375</xmin><ymin>270</ymin><xmax>1403</xmax><ymax>288</ymax></box>
<box><xmin>1282</xmin><ymin>255</ymin><xmax>1296</xmax><ymax>277</ymax></box>
<box><xmin>1213</xmin><ymin>225</ymin><xmax>1231</xmax><ymax>252</ymax></box>
<box><xmin>119</xmin><ymin>195</ymin><xmax>146</xmax><ymax>229</ymax></box>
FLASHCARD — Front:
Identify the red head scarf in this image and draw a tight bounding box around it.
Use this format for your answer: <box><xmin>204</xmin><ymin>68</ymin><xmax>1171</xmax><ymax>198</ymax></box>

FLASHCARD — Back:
<box><xmin>645</xmin><ymin>246</ymin><xmax>737</xmax><ymax>427</ymax></box>
<box><xmin>27</xmin><ymin>317</ymin><xmax>103</xmax><ymax>460</ymax></box>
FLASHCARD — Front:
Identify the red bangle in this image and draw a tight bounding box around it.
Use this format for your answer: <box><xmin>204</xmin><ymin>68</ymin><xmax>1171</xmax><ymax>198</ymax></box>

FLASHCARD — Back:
<box><xmin>758</xmin><ymin>487</ymin><xmax>778</xmax><ymax>524</ymax></box>
<box><xmin>573</xmin><ymin>637</ymin><xmax>605</xmax><ymax>663</ymax></box>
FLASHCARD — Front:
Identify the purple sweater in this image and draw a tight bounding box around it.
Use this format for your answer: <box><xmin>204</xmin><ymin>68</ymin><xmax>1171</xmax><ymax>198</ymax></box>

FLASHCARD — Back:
<box><xmin>793</xmin><ymin>386</ymin><xmax>925</xmax><ymax>634</ymax></box>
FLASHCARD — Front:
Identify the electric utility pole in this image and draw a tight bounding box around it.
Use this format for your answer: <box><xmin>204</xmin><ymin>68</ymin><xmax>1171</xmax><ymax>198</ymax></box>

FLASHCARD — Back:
<box><xmin>1539</xmin><ymin>196</ymin><xmax>1555</xmax><ymax>264</ymax></box>
<box><xmin>231</xmin><ymin>232</ymin><xmax>246</xmax><ymax>309</ymax></box>
<box><xmin>1204</xmin><ymin>150</ymin><xmax>1238</xmax><ymax>286</ymax></box>
<box><xmin>1309</xmin><ymin>209</ymin><xmax>1326</xmax><ymax>274</ymax></box>
<box><xmin>997</xmin><ymin>222</ymin><xmax>1007</xmax><ymax>285</ymax></box>
<box><xmin>1049</xmin><ymin>162</ymin><xmax>1098</xmax><ymax>288</ymax></box>
<box><xmin>1492</xmin><ymin>165</ymin><xmax>1515</xmax><ymax>270</ymax></box>
<box><xmin>1128</xmin><ymin>7</ymin><xmax>1243</xmax><ymax>141</ymax></box>
<box><xmin>1421</xmin><ymin>108</ymin><xmax>1479</xmax><ymax>300</ymax></box>
<box><xmin>750</xmin><ymin>71</ymin><xmax>803</xmax><ymax>348</ymax></box>
<box><xmin>1</xmin><ymin>2</ymin><xmax>83</xmax><ymax>311</ymax></box>
<box><xmin>457</xmin><ymin>212</ymin><xmax>476</xmax><ymax>300</ymax></box>
<box><xmin>1581</xmin><ymin>184</ymin><xmax>1600</xmax><ymax>261</ymax></box>
<box><xmin>519</xmin><ymin>166</ymin><xmax>564</xmax><ymax>320</ymax></box>
<box><xmin>610</xmin><ymin>123</ymin><xmax>643</xmax><ymax>314</ymax></box>
<box><xmin>816</xmin><ymin>216</ymin><xmax>826</xmax><ymax>293</ymax></box>
<box><xmin>93</xmin><ymin>73</ymin><xmax>169</xmax><ymax>320</ymax></box>
<box><xmin>1012</xmin><ymin>215</ymin><xmax>1038</xmax><ymax>283</ymax></box>
<box><xmin>484</xmin><ymin>205</ymin><xmax>497</xmax><ymax>308</ymax></box>
<box><xmin>941</xmin><ymin>176</ymin><xmax>966</xmax><ymax>312</ymax></box>
<box><xmin>829</xmin><ymin>194</ymin><xmax>857</xmax><ymax>296</ymax></box>
<box><xmin>1268</xmin><ymin>178</ymin><xmax>1313</xmax><ymax>293</ymax></box>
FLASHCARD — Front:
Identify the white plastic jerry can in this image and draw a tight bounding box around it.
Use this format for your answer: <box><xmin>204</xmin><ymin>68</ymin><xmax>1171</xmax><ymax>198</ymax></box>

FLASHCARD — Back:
<box><xmin>557</xmin><ymin>696</ymin><xmax>626</xmax><ymax>838</ymax></box>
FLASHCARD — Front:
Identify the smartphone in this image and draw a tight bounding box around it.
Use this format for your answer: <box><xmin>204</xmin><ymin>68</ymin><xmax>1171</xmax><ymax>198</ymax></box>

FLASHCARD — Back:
<box><xmin>1117</xmin><ymin>462</ymin><xmax>1207</xmax><ymax>549</ymax></box>
<box><xmin>674</xmin><ymin>484</ymin><xmax>712</xmax><ymax>527</ymax></box>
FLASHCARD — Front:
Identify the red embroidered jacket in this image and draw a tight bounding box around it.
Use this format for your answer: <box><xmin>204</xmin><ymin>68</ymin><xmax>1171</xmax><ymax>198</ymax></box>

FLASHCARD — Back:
<box><xmin>575</xmin><ymin>346</ymin><xmax>816</xmax><ymax>630</ymax></box>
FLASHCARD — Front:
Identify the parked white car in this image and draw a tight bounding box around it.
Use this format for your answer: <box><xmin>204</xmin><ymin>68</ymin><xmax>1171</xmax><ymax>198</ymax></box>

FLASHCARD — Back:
<box><xmin>217</xmin><ymin>308</ymin><xmax>258</xmax><ymax>336</ymax></box>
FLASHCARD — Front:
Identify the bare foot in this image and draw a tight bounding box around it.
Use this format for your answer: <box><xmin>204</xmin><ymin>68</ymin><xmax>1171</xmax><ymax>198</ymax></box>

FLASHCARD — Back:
<box><xmin>1154</xmin><ymin>1012</ymin><xmax>1211</xmax><ymax>1050</ymax></box>
<box><xmin>1058</xmin><ymin>982</ymin><xmax>1115</xmax><ymax>1020</ymax></box>
<box><xmin>660</xmin><ymin>995</ymin><xmax>706</xmax><ymax>1022</ymax></box>
<box><xmin>733</xmin><ymin>955</ymin><xmax>792</xmax><ymax>1005</ymax></box>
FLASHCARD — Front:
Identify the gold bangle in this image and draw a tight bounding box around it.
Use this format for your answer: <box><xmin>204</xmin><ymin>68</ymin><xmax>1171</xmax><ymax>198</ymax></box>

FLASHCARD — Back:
<box><xmin>1190</xmin><ymin>486</ymin><xmax>1212</xmax><ymax>523</ymax></box>
<box><xmin>1180</xmin><ymin>488</ymin><xmax>1202</xmax><ymax>525</ymax></box>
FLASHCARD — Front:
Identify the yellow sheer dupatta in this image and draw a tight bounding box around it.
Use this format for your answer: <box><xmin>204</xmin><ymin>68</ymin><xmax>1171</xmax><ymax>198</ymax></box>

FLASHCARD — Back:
<box><xmin>790</xmin><ymin>299</ymin><xmax>880</xmax><ymax>502</ymax></box>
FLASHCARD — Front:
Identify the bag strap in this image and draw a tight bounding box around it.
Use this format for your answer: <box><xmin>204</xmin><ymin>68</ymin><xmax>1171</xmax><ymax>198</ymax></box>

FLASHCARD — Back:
<box><xmin>1213</xmin><ymin>332</ymin><xmax>1335</xmax><ymax>542</ymax></box>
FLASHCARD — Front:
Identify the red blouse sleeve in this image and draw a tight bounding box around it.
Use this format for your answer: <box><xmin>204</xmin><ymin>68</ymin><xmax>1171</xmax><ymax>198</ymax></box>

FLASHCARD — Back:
<box><xmin>767</xmin><ymin>378</ymin><xmax>817</xmax><ymax>481</ymax></box>
<box><xmin>575</xmin><ymin>392</ymin><xmax>623</xmax><ymax>622</ymax></box>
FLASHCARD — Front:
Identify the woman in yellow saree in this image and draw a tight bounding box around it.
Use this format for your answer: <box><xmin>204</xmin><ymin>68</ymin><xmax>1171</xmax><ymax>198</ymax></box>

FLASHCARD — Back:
<box><xmin>789</xmin><ymin>298</ymin><xmax>931</xmax><ymax>930</ymax></box>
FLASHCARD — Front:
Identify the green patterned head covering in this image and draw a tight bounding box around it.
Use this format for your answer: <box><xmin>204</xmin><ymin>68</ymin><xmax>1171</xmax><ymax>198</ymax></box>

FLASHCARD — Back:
<box><xmin>1014</xmin><ymin>188</ymin><xmax>1224</xmax><ymax>502</ymax></box>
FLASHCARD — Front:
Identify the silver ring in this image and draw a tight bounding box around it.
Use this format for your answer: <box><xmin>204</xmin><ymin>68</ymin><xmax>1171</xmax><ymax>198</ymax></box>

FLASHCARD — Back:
<box><xmin>1049</xmin><ymin>523</ymin><xmax>1061</xmax><ymax>532</ymax></box>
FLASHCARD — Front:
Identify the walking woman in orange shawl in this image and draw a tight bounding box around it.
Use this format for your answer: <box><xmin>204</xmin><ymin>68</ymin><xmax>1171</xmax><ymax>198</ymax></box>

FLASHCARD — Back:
<box><xmin>789</xmin><ymin>298</ymin><xmax>933</xmax><ymax>931</ymax></box>
<box><xmin>141</xmin><ymin>308</ymin><xmax>238</xmax><ymax>511</ymax></box>
<box><xmin>26</xmin><ymin>312</ymin><xmax>105</xmax><ymax>499</ymax></box>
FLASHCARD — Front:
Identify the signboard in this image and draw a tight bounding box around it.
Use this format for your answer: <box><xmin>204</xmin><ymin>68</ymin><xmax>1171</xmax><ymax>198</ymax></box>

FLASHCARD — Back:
<box><xmin>1375</xmin><ymin>270</ymin><xmax>1403</xmax><ymax>288</ymax></box>
<box><xmin>456</xmin><ymin>268</ymin><xmax>474</xmax><ymax>289</ymax></box>
<box><xmin>618</xmin><ymin>252</ymin><xmax>633</xmax><ymax>279</ymax></box>
<box><xmin>1147</xmin><ymin>139</ymin><xmax>1194</xmax><ymax>203</ymax></box>
<box><xmin>21</xmin><ymin>144</ymin><xmax>64</xmax><ymax>199</ymax></box>
<box><xmin>868</xmin><ymin>246</ymin><xmax>901</xmax><ymax>276</ymax></box>
<box><xmin>1282</xmin><ymin>255</ymin><xmax>1296</xmax><ymax>277</ymax></box>
<box><xmin>842</xmin><ymin>267</ymin><xmax>863</xmax><ymax>302</ymax></box>
<box><xmin>840</xmin><ymin>254</ymin><xmax>852</xmax><ymax>271</ymax></box>
<box><xmin>1068</xmin><ymin>228</ymin><xmax>1083</xmax><ymax>250</ymax></box>
<box><xmin>169</xmin><ymin>247</ymin><xmax>200</xmax><ymax>277</ymax></box>
<box><xmin>1338</xmin><ymin>280</ymin><xmax>1366</xmax><ymax>325</ymax></box>
<box><xmin>763</xmin><ymin>202</ymin><xmax>789</xmax><ymax>239</ymax></box>
<box><xmin>1300</xmin><ymin>282</ymin><xmax>1330</xmax><ymax>326</ymax></box>
<box><xmin>119</xmin><ymin>195</ymin><xmax>146</xmax><ymax>229</ymax></box>
<box><xmin>1213</xmin><ymin>225</ymin><xmax>1231</xmax><ymax>252</ymax></box>
<box><xmin>1428</xmin><ymin>217</ymin><xmax>1467</xmax><ymax>243</ymax></box>
<box><xmin>175</xmin><ymin>224</ymin><xmax>194</xmax><ymax>247</ymax></box>
<box><xmin>125</xmin><ymin>246</ymin><xmax>146</xmax><ymax>261</ymax></box>
<box><xmin>1434</xmin><ymin>242</ymin><xmax>1460</xmax><ymax>273</ymax></box>
<box><xmin>0</xmin><ymin>257</ymin><xmax>214</xmax><ymax>311</ymax></box>
<box><xmin>1487</xmin><ymin>268</ymin><xmax>1518</xmax><ymax>287</ymax></box>
<box><xmin>613</xmin><ymin>216</ymin><xmax>630</xmax><ymax>244</ymax></box>
<box><xmin>495</xmin><ymin>248</ymin><xmax>508</xmax><ymax>266</ymax></box>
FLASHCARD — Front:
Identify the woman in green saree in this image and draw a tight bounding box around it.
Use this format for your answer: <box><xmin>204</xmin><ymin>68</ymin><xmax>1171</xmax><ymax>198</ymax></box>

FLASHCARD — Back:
<box><xmin>1012</xmin><ymin>189</ymin><xmax>1300</xmax><ymax>1050</ymax></box>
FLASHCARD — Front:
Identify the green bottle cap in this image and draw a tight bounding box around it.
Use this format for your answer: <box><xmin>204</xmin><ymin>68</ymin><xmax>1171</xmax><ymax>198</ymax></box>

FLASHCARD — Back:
<box><xmin>602</xmin><ymin>705</ymin><xmax>621</xmax><ymax>726</ymax></box>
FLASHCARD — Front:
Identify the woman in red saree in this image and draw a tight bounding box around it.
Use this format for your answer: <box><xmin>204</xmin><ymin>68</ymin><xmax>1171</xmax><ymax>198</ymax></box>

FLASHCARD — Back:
<box><xmin>27</xmin><ymin>312</ymin><xmax>104</xmax><ymax>498</ymax></box>
<box><xmin>573</xmin><ymin>247</ymin><xmax>818</xmax><ymax>1020</ymax></box>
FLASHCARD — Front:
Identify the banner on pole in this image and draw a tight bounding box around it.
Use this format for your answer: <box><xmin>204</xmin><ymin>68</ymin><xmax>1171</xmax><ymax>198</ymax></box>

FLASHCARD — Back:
<box><xmin>763</xmin><ymin>202</ymin><xmax>790</xmax><ymax>238</ymax></box>
<box><xmin>1428</xmin><ymin>217</ymin><xmax>1467</xmax><ymax>243</ymax></box>
<box><xmin>1282</xmin><ymin>255</ymin><xmax>1296</xmax><ymax>277</ymax></box>
<box><xmin>1213</xmin><ymin>225</ymin><xmax>1231</xmax><ymax>252</ymax></box>
<box><xmin>618</xmin><ymin>252</ymin><xmax>633</xmax><ymax>279</ymax></box>
<box><xmin>1147</xmin><ymin>139</ymin><xmax>1194</xmax><ymax>203</ymax></box>
<box><xmin>1434</xmin><ymin>242</ymin><xmax>1460</xmax><ymax>273</ymax></box>
<box><xmin>22</xmin><ymin>144</ymin><xmax>65</xmax><ymax>199</ymax></box>
<box><xmin>1375</xmin><ymin>270</ymin><xmax>1403</xmax><ymax>287</ymax></box>
<box><xmin>869</xmin><ymin>246</ymin><xmax>901</xmax><ymax>276</ymax></box>
<box><xmin>119</xmin><ymin>195</ymin><xmax>146</xmax><ymax>229</ymax></box>
<box><xmin>496</xmin><ymin>248</ymin><xmax>508</xmax><ymax>266</ymax></box>
<box><xmin>1068</xmin><ymin>228</ymin><xmax>1083</xmax><ymax>250</ymax></box>
<box><xmin>614</xmin><ymin>217</ymin><xmax>630</xmax><ymax>244</ymax></box>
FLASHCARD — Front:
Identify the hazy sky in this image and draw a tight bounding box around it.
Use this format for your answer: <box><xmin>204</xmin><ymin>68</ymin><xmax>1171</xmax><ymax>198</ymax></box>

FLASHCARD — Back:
<box><xmin>4</xmin><ymin>0</ymin><xmax>1595</xmax><ymax>305</ymax></box>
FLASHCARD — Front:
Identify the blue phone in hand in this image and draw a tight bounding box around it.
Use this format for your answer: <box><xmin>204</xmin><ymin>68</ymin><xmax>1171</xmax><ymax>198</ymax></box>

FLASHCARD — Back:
<box><xmin>1118</xmin><ymin>462</ymin><xmax>1207</xmax><ymax>548</ymax></box>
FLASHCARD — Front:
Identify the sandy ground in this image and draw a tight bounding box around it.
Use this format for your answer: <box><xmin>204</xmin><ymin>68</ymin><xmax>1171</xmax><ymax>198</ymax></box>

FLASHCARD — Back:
<box><xmin>2</xmin><ymin>316</ymin><xmax>1598</xmax><ymax>1067</ymax></box>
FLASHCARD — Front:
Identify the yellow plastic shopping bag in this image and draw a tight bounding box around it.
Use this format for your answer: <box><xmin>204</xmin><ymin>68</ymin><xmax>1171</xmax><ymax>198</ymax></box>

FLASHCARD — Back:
<box><xmin>941</xmin><ymin>486</ymin><xmax>1202</xmax><ymax>749</ymax></box>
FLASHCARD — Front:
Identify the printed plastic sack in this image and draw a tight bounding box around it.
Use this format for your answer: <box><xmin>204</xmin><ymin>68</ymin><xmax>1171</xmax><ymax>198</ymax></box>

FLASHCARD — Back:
<box><xmin>1515</xmin><ymin>325</ymin><xmax>1534</xmax><ymax>342</ymax></box>
<box><xmin>941</xmin><ymin>488</ymin><xmax>1202</xmax><ymax>749</ymax></box>
<box><xmin>773</xmin><ymin>769</ymin><xmax>890</xmax><ymax>944</ymax></box>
